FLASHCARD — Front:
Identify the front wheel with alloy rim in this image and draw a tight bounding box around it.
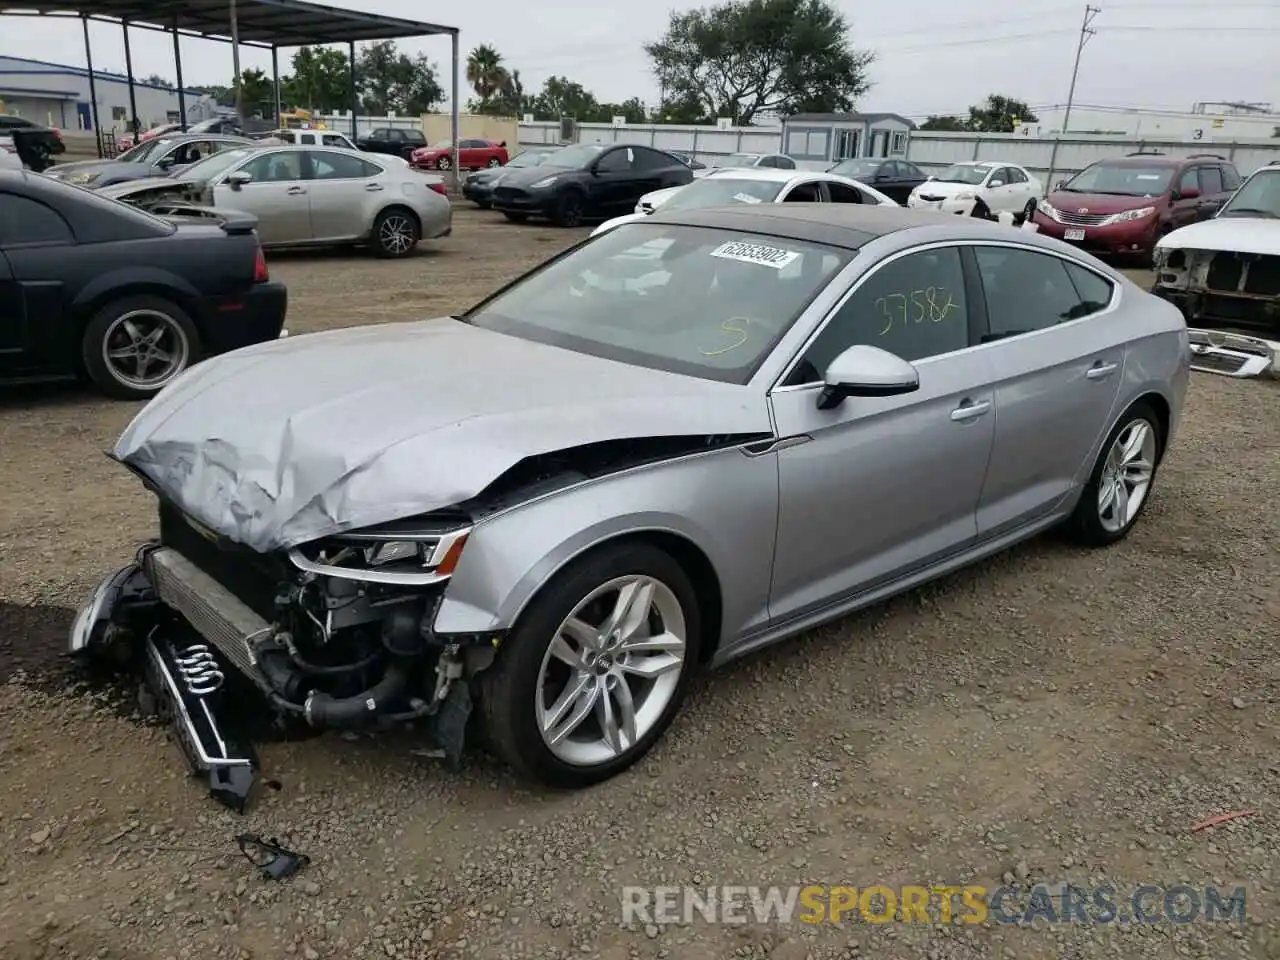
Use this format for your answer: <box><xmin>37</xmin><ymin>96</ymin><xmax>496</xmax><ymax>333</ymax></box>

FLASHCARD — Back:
<box><xmin>436</xmin><ymin>156</ymin><xmax>452</xmax><ymax>170</ymax></box>
<box><xmin>487</xmin><ymin>157</ymin><xmax>501</xmax><ymax>167</ymax></box>
<box><xmin>481</xmin><ymin>542</ymin><xmax>702</xmax><ymax>788</ymax></box>
<box><xmin>1064</xmin><ymin>400</ymin><xmax>1163</xmax><ymax>546</ymax></box>
<box><xmin>81</xmin><ymin>294</ymin><xmax>201</xmax><ymax>400</ymax></box>
<box><xmin>372</xmin><ymin>207</ymin><xmax>420</xmax><ymax>258</ymax></box>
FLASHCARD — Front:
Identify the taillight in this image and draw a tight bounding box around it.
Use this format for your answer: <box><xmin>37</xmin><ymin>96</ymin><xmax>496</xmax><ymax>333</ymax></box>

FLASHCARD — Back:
<box><xmin>428</xmin><ymin>181</ymin><xmax>447</xmax><ymax>196</ymax></box>
<box><xmin>51</xmin><ymin>129</ymin><xmax>62</xmax><ymax>139</ymax></box>
<box><xmin>253</xmin><ymin>245</ymin><xmax>269</xmax><ymax>282</ymax></box>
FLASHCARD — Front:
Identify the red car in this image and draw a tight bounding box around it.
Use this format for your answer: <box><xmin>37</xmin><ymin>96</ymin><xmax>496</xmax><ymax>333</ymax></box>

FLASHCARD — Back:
<box><xmin>1033</xmin><ymin>152</ymin><xmax>1241</xmax><ymax>261</ymax></box>
<box><xmin>411</xmin><ymin>138</ymin><xmax>509</xmax><ymax>172</ymax></box>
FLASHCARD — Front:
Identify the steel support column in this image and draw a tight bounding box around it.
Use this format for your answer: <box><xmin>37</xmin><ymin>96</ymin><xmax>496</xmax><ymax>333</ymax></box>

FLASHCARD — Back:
<box><xmin>172</xmin><ymin>22</ymin><xmax>187</xmax><ymax>129</ymax></box>
<box><xmin>121</xmin><ymin>20</ymin><xmax>139</xmax><ymax>138</ymax></box>
<box><xmin>271</xmin><ymin>46</ymin><xmax>281</xmax><ymax>125</ymax></box>
<box><xmin>450</xmin><ymin>31</ymin><xmax>459</xmax><ymax>176</ymax></box>
<box><xmin>81</xmin><ymin>15</ymin><xmax>102</xmax><ymax>155</ymax></box>
<box><xmin>349</xmin><ymin>41</ymin><xmax>358</xmax><ymax>138</ymax></box>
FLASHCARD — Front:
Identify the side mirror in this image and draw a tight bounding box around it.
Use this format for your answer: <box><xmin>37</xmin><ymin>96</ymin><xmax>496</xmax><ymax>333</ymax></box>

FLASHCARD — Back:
<box><xmin>155</xmin><ymin>156</ymin><xmax>175</xmax><ymax>169</ymax></box>
<box><xmin>499</xmin><ymin>140</ymin><xmax>507</xmax><ymax>148</ymax></box>
<box><xmin>1055</xmin><ymin>180</ymin><xmax>1066</xmax><ymax>190</ymax></box>
<box><xmin>1176</xmin><ymin>186</ymin><xmax>1199</xmax><ymax>200</ymax></box>
<box><xmin>816</xmin><ymin>345</ymin><xmax>919</xmax><ymax>410</ymax></box>
<box><xmin>988</xmin><ymin>179</ymin><xmax>1004</xmax><ymax>187</ymax></box>
<box><xmin>226</xmin><ymin>170</ymin><xmax>252</xmax><ymax>190</ymax></box>
<box><xmin>875</xmin><ymin>171</ymin><xmax>891</xmax><ymax>181</ymax></box>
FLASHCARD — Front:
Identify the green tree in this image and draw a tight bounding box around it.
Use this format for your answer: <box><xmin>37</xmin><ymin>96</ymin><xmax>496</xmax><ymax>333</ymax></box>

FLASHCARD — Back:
<box><xmin>142</xmin><ymin>73</ymin><xmax>173</xmax><ymax>89</ymax></box>
<box><xmin>466</xmin><ymin>44</ymin><xmax>510</xmax><ymax>108</ymax></box>
<box><xmin>594</xmin><ymin>97</ymin><xmax>648</xmax><ymax>124</ymax></box>
<box><xmin>644</xmin><ymin>0</ymin><xmax>873</xmax><ymax>126</ymax></box>
<box><xmin>357</xmin><ymin>41</ymin><xmax>443</xmax><ymax>116</ymax></box>
<box><xmin>236</xmin><ymin>68</ymin><xmax>273</xmax><ymax>117</ymax></box>
<box><xmin>966</xmin><ymin>94</ymin><xmax>1038</xmax><ymax>133</ymax></box>
<box><xmin>531</xmin><ymin>75</ymin><xmax>600</xmax><ymax>120</ymax></box>
<box><xmin>193</xmin><ymin>84</ymin><xmax>233</xmax><ymax>105</ymax></box>
<box><xmin>479</xmin><ymin>68</ymin><xmax>531</xmax><ymax>117</ymax></box>
<box><xmin>286</xmin><ymin>46</ymin><xmax>352</xmax><ymax>113</ymax></box>
<box><xmin>919</xmin><ymin>115</ymin><xmax>967</xmax><ymax>131</ymax></box>
<box><xmin>654</xmin><ymin>91</ymin><xmax>710</xmax><ymax>124</ymax></box>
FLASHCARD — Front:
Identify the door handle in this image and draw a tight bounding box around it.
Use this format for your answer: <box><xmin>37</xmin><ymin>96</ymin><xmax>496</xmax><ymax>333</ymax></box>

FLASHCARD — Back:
<box><xmin>286</xmin><ymin>186</ymin><xmax>306</xmax><ymax>195</ymax></box>
<box><xmin>365</xmin><ymin>183</ymin><xmax>384</xmax><ymax>191</ymax></box>
<box><xmin>1086</xmin><ymin>361</ymin><xmax>1117</xmax><ymax>380</ymax></box>
<box><xmin>950</xmin><ymin>399</ymin><xmax>991</xmax><ymax>422</ymax></box>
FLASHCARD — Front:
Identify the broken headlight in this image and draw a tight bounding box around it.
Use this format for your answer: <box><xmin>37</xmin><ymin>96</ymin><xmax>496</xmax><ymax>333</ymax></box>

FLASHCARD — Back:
<box><xmin>292</xmin><ymin>525</ymin><xmax>472</xmax><ymax>584</ymax></box>
<box><xmin>363</xmin><ymin>540</ymin><xmax>433</xmax><ymax>566</ymax></box>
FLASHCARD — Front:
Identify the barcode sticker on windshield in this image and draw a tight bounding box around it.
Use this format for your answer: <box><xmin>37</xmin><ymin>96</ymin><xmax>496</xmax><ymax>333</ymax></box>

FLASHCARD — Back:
<box><xmin>709</xmin><ymin>240</ymin><xmax>799</xmax><ymax>269</ymax></box>
<box><xmin>732</xmin><ymin>192</ymin><xmax>764</xmax><ymax>204</ymax></box>
<box><xmin>1136</xmin><ymin>174</ymin><xmax>1162</xmax><ymax>180</ymax></box>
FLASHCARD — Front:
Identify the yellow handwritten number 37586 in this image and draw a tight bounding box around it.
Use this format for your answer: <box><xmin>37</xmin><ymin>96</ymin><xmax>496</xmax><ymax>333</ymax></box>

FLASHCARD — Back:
<box><xmin>876</xmin><ymin>287</ymin><xmax>956</xmax><ymax>336</ymax></box>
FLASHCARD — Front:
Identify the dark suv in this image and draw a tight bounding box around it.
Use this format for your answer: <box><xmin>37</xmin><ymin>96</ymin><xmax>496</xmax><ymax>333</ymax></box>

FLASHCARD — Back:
<box><xmin>1033</xmin><ymin>152</ymin><xmax>1241</xmax><ymax>260</ymax></box>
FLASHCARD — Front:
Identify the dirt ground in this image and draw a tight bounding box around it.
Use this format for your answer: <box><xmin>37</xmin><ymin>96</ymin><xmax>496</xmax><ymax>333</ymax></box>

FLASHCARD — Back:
<box><xmin>1</xmin><ymin>207</ymin><xmax>1278</xmax><ymax>960</ymax></box>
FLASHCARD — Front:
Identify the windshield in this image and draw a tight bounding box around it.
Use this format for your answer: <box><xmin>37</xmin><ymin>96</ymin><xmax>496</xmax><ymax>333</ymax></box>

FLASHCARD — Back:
<box><xmin>1061</xmin><ymin>162</ymin><xmax>1173</xmax><ymax>196</ymax></box>
<box><xmin>182</xmin><ymin>147</ymin><xmax>254</xmax><ymax>181</ymax></box>
<box><xmin>713</xmin><ymin>153</ymin><xmax>759</xmax><ymax>168</ymax></box>
<box><xmin>662</xmin><ymin>177</ymin><xmax>784</xmax><ymax>211</ymax></box>
<box><xmin>509</xmin><ymin>150</ymin><xmax>553</xmax><ymax>168</ymax></box>
<box><xmin>830</xmin><ymin>159</ymin><xmax>880</xmax><ymax>179</ymax></box>
<box><xmin>462</xmin><ymin>222</ymin><xmax>849</xmax><ymax>384</ymax></box>
<box><xmin>935</xmin><ymin>164</ymin><xmax>990</xmax><ymax>185</ymax></box>
<box><xmin>1217</xmin><ymin>169</ymin><xmax>1280</xmax><ymax>218</ymax></box>
<box><xmin>541</xmin><ymin>142</ymin><xmax>606</xmax><ymax>169</ymax></box>
<box><xmin>117</xmin><ymin>138</ymin><xmax>172</xmax><ymax>164</ymax></box>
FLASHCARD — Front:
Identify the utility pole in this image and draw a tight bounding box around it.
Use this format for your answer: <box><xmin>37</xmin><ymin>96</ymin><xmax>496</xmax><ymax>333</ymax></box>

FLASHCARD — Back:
<box><xmin>1046</xmin><ymin>4</ymin><xmax>1100</xmax><ymax>191</ymax></box>
<box><xmin>230</xmin><ymin>0</ymin><xmax>243</xmax><ymax>120</ymax></box>
<box><xmin>1061</xmin><ymin>4</ymin><xmax>1100</xmax><ymax>136</ymax></box>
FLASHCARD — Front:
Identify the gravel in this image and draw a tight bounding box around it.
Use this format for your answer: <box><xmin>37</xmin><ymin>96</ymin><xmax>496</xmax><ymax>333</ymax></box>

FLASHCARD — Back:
<box><xmin>1</xmin><ymin>208</ymin><xmax>1277</xmax><ymax>959</ymax></box>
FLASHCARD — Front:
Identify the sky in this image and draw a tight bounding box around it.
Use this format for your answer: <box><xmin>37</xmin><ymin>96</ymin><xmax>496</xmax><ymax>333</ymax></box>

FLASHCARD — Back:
<box><xmin>0</xmin><ymin>0</ymin><xmax>1276</xmax><ymax>119</ymax></box>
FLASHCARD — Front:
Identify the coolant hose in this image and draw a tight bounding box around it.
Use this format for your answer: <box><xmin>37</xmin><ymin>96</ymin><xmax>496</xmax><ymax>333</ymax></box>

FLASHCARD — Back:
<box><xmin>302</xmin><ymin>658</ymin><xmax>412</xmax><ymax>729</ymax></box>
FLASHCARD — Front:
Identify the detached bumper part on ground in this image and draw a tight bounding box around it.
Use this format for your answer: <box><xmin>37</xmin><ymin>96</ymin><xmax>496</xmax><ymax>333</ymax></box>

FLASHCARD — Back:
<box><xmin>71</xmin><ymin>513</ymin><xmax>486</xmax><ymax>808</ymax></box>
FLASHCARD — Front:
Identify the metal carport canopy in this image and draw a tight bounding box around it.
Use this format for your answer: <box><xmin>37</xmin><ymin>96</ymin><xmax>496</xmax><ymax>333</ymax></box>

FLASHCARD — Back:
<box><xmin>0</xmin><ymin>0</ymin><xmax>457</xmax><ymax>47</ymax></box>
<box><xmin>0</xmin><ymin>0</ymin><xmax>462</xmax><ymax>167</ymax></box>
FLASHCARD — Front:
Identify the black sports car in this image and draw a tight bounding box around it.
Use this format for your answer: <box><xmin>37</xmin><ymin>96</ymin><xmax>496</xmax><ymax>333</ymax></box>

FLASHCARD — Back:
<box><xmin>491</xmin><ymin>143</ymin><xmax>694</xmax><ymax>227</ymax></box>
<box><xmin>0</xmin><ymin>169</ymin><xmax>287</xmax><ymax>399</ymax></box>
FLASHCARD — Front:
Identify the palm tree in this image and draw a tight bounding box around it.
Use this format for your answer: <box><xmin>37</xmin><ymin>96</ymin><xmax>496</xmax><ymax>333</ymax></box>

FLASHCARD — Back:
<box><xmin>466</xmin><ymin>45</ymin><xmax>509</xmax><ymax>106</ymax></box>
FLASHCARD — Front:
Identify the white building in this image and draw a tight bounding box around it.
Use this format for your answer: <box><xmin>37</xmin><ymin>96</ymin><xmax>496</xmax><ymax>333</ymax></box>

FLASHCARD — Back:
<box><xmin>0</xmin><ymin>55</ymin><xmax>216</xmax><ymax>133</ymax></box>
<box><xmin>1018</xmin><ymin>103</ymin><xmax>1280</xmax><ymax>141</ymax></box>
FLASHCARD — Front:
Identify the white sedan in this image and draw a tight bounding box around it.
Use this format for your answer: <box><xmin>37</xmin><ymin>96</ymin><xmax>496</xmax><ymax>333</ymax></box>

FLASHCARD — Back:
<box><xmin>590</xmin><ymin>167</ymin><xmax>898</xmax><ymax>237</ymax></box>
<box><xmin>907</xmin><ymin>161</ymin><xmax>1041</xmax><ymax>220</ymax></box>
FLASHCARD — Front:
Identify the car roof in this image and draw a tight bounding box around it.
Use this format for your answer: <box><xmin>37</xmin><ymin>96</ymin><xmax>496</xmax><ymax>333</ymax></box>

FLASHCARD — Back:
<box><xmin>703</xmin><ymin>167</ymin><xmax>806</xmax><ymax>183</ymax></box>
<box><xmin>644</xmin><ymin>203</ymin><xmax>972</xmax><ymax>249</ymax></box>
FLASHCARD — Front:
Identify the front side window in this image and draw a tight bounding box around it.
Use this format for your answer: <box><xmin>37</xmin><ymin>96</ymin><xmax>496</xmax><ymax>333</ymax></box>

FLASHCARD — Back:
<box><xmin>463</xmin><ymin>223</ymin><xmax>850</xmax><ymax>384</ymax></box>
<box><xmin>1198</xmin><ymin>166</ymin><xmax>1224</xmax><ymax>195</ymax></box>
<box><xmin>596</xmin><ymin>148</ymin><xmax>633</xmax><ymax>173</ymax></box>
<box><xmin>183</xmin><ymin>147</ymin><xmax>255</xmax><ymax>182</ymax></box>
<box><xmin>975</xmin><ymin>246</ymin><xmax>1098</xmax><ymax>340</ymax></box>
<box><xmin>239</xmin><ymin>151</ymin><xmax>304</xmax><ymax>183</ymax></box>
<box><xmin>791</xmin><ymin>246</ymin><xmax>969</xmax><ymax>381</ymax></box>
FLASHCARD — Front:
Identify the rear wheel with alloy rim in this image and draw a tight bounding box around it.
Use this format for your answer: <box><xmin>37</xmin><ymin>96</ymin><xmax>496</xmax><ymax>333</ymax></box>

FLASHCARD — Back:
<box><xmin>81</xmin><ymin>294</ymin><xmax>200</xmax><ymax>400</ymax></box>
<box><xmin>436</xmin><ymin>156</ymin><xmax>452</xmax><ymax>170</ymax></box>
<box><xmin>372</xmin><ymin>207</ymin><xmax>419</xmax><ymax>258</ymax></box>
<box><xmin>1065</xmin><ymin>400</ymin><xmax>1163</xmax><ymax>546</ymax></box>
<box><xmin>552</xmin><ymin>190</ymin><xmax>585</xmax><ymax>227</ymax></box>
<box><xmin>481</xmin><ymin>542</ymin><xmax>701</xmax><ymax>788</ymax></box>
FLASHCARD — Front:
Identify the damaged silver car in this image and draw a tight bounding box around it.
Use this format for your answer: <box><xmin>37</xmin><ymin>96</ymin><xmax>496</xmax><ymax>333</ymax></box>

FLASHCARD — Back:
<box><xmin>72</xmin><ymin>205</ymin><xmax>1189</xmax><ymax>791</ymax></box>
<box><xmin>1152</xmin><ymin>160</ymin><xmax>1280</xmax><ymax>378</ymax></box>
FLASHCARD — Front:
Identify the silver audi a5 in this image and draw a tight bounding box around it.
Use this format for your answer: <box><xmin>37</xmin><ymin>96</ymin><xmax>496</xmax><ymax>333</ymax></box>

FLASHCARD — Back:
<box><xmin>71</xmin><ymin>205</ymin><xmax>1190</xmax><ymax>790</ymax></box>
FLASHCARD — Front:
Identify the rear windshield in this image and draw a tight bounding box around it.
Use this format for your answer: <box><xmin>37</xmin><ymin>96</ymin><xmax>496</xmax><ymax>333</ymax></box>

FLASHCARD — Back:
<box><xmin>662</xmin><ymin>177</ymin><xmax>784</xmax><ymax>210</ymax></box>
<box><xmin>1061</xmin><ymin>163</ymin><xmax>1173</xmax><ymax>196</ymax></box>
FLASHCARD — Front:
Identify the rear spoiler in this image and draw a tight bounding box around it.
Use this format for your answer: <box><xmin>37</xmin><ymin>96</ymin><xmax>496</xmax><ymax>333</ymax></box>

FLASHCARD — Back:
<box><xmin>218</xmin><ymin>211</ymin><xmax>260</xmax><ymax>235</ymax></box>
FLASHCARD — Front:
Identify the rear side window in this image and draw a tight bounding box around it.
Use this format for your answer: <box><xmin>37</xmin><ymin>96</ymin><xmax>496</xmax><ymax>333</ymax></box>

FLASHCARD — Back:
<box><xmin>1063</xmin><ymin>263</ymin><xmax>1114</xmax><ymax>316</ymax></box>
<box><xmin>975</xmin><ymin>247</ymin><xmax>1098</xmax><ymax>340</ymax></box>
<box><xmin>0</xmin><ymin>193</ymin><xmax>73</xmax><ymax>245</ymax></box>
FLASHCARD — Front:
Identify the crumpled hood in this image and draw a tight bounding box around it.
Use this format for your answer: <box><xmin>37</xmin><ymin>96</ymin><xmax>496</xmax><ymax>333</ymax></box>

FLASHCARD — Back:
<box><xmin>98</xmin><ymin>176</ymin><xmax>201</xmax><ymax>200</ymax></box>
<box><xmin>1157</xmin><ymin>217</ymin><xmax>1280</xmax><ymax>257</ymax></box>
<box><xmin>114</xmin><ymin>319</ymin><xmax>770</xmax><ymax>552</ymax></box>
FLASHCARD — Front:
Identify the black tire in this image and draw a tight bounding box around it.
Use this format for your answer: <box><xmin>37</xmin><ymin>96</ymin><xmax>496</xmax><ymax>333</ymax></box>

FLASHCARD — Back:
<box><xmin>503</xmin><ymin>212</ymin><xmax>529</xmax><ymax>224</ymax></box>
<box><xmin>487</xmin><ymin>157</ymin><xmax>501</xmax><ymax>168</ymax></box>
<box><xmin>475</xmin><ymin>200</ymin><xmax>492</xmax><ymax>210</ymax></box>
<box><xmin>480</xmin><ymin>541</ymin><xmax>703</xmax><ymax>789</ymax></box>
<box><xmin>436</xmin><ymin>155</ymin><xmax>452</xmax><ymax>171</ymax></box>
<box><xmin>970</xmin><ymin>198</ymin><xmax>992</xmax><ymax>220</ymax></box>
<box><xmin>1063</xmin><ymin>400</ymin><xmax>1164</xmax><ymax>547</ymax></box>
<box><xmin>371</xmin><ymin>206</ymin><xmax>420</xmax><ymax>258</ymax></box>
<box><xmin>81</xmin><ymin>294</ymin><xmax>201</xmax><ymax>401</ymax></box>
<box><xmin>1019</xmin><ymin>199</ymin><xmax>1037</xmax><ymax>225</ymax></box>
<box><xmin>552</xmin><ymin>190</ymin><xmax>585</xmax><ymax>227</ymax></box>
